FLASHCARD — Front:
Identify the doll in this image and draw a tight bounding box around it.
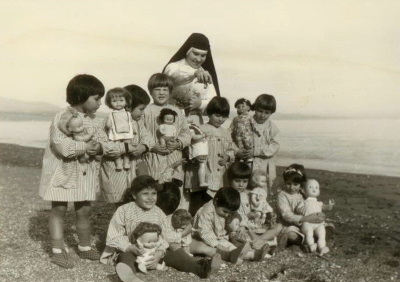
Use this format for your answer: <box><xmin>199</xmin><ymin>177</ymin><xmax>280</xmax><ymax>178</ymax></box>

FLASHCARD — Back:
<box><xmin>225</xmin><ymin>212</ymin><xmax>253</xmax><ymax>246</ymax></box>
<box><xmin>230</xmin><ymin>98</ymin><xmax>260</xmax><ymax>163</ymax></box>
<box><xmin>169</xmin><ymin>209</ymin><xmax>193</xmax><ymax>255</ymax></box>
<box><xmin>296</xmin><ymin>179</ymin><xmax>335</xmax><ymax>254</ymax></box>
<box><xmin>58</xmin><ymin>109</ymin><xmax>94</xmax><ymax>163</ymax></box>
<box><xmin>104</xmin><ymin>87</ymin><xmax>134</xmax><ymax>171</ymax></box>
<box><xmin>130</xmin><ymin>222</ymin><xmax>166</xmax><ymax>273</ymax></box>
<box><xmin>248</xmin><ymin>188</ymin><xmax>274</xmax><ymax>230</ymax></box>
<box><xmin>187</xmin><ymin>116</ymin><xmax>209</xmax><ymax>187</ymax></box>
<box><xmin>158</xmin><ymin>108</ymin><xmax>178</xmax><ymax>150</ymax></box>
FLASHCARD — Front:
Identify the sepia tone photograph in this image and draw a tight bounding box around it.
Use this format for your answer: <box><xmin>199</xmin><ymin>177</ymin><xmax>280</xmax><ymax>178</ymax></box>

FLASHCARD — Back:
<box><xmin>0</xmin><ymin>0</ymin><xmax>399</xmax><ymax>281</ymax></box>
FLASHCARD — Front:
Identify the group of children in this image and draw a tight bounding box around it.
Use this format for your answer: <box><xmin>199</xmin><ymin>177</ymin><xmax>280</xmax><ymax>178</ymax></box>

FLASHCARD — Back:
<box><xmin>39</xmin><ymin>73</ymin><xmax>335</xmax><ymax>281</ymax></box>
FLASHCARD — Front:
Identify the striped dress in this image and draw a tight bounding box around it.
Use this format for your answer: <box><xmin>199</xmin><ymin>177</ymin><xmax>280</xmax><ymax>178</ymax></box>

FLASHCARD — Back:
<box><xmin>39</xmin><ymin>108</ymin><xmax>108</xmax><ymax>202</ymax></box>
<box><xmin>100</xmin><ymin>118</ymin><xmax>155</xmax><ymax>203</ymax></box>
<box><xmin>143</xmin><ymin>104</ymin><xmax>191</xmax><ymax>181</ymax></box>
<box><xmin>185</xmin><ymin>123</ymin><xmax>235</xmax><ymax>193</ymax></box>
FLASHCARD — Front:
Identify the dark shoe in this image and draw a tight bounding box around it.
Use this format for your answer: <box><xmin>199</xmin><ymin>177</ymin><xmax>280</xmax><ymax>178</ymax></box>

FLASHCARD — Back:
<box><xmin>51</xmin><ymin>250</ymin><xmax>74</xmax><ymax>269</ymax></box>
<box><xmin>78</xmin><ymin>248</ymin><xmax>101</xmax><ymax>260</ymax></box>
<box><xmin>275</xmin><ymin>232</ymin><xmax>289</xmax><ymax>253</ymax></box>
<box><xmin>229</xmin><ymin>241</ymin><xmax>251</xmax><ymax>264</ymax></box>
<box><xmin>253</xmin><ymin>244</ymin><xmax>270</xmax><ymax>261</ymax></box>
<box><xmin>198</xmin><ymin>253</ymin><xmax>222</xmax><ymax>279</ymax></box>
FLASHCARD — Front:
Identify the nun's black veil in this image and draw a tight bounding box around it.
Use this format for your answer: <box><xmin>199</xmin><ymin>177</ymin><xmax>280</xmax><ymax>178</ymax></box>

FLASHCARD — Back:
<box><xmin>162</xmin><ymin>33</ymin><xmax>220</xmax><ymax>96</ymax></box>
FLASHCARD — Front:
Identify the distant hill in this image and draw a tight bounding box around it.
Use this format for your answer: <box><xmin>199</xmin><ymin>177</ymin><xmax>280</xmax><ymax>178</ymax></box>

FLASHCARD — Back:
<box><xmin>0</xmin><ymin>97</ymin><xmax>61</xmax><ymax>113</ymax></box>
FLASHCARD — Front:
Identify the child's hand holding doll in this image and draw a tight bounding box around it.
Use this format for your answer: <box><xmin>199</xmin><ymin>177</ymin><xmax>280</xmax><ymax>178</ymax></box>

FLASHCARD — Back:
<box><xmin>218</xmin><ymin>153</ymin><xmax>230</xmax><ymax>166</ymax></box>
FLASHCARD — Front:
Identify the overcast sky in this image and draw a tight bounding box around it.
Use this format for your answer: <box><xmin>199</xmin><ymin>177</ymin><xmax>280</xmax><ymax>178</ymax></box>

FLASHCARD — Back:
<box><xmin>1</xmin><ymin>0</ymin><xmax>399</xmax><ymax>116</ymax></box>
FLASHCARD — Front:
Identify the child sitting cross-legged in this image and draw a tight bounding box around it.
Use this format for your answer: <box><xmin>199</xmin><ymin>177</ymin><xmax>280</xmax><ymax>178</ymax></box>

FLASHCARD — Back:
<box><xmin>192</xmin><ymin>187</ymin><xmax>270</xmax><ymax>264</ymax></box>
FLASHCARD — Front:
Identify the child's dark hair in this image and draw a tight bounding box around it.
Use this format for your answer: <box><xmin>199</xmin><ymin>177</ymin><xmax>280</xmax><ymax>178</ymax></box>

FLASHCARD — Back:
<box><xmin>159</xmin><ymin>108</ymin><xmax>178</xmax><ymax>123</ymax></box>
<box><xmin>252</xmin><ymin>94</ymin><xmax>276</xmax><ymax>113</ymax></box>
<box><xmin>104</xmin><ymin>87</ymin><xmax>131</xmax><ymax>109</ymax></box>
<box><xmin>225</xmin><ymin>212</ymin><xmax>242</xmax><ymax>229</ymax></box>
<box><xmin>123</xmin><ymin>175</ymin><xmax>161</xmax><ymax>204</ymax></box>
<box><xmin>227</xmin><ymin>161</ymin><xmax>252</xmax><ymax>181</ymax></box>
<box><xmin>171</xmin><ymin>209</ymin><xmax>192</xmax><ymax>229</ymax></box>
<box><xmin>130</xmin><ymin>222</ymin><xmax>162</xmax><ymax>243</ymax></box>
<box><xmin>283</xmin><ymin>164</ymin><xmax>307</xmax><ymax>185</ymax></box>
<box><xmin>156</xmin><ymin>181</ymin><xmax>181</xmax><ymax>215</ymax></box>
<box><xmin>124</xmin><ymin>84</ymin><xmax>151</xmax><ymax>111</ymax></box>
<box><xmin>66</xmin><ymin>74</ymin><xmax>105</xmax><ymax>106</ymax></box>
<box><xmin>213</xmin><ymin>187</ymin><xmax>240</xmax><ymax>212</ymax></box>
<box><xmin>206</xmin><ymin>96</ymin><xmax>230</xmax><ymax>117</ymax></box>
<box><xmin>234</xmin><ymin>98</ymin><xmax>252</xmax><ymax>109</ymax></box>
<box><xmin>148</xmin><ymin>73</ymin><xmax>174</xmax><ymax>93</ymax></box>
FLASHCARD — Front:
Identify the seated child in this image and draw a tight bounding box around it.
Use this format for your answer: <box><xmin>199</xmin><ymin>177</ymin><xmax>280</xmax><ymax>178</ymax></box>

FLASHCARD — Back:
<box><xmin>58</xmin><ymin>108</ymin><xmax>95</xmax><ymax>163</ymax></box>
<box><xmin>295</xmin><ymin>179</ymin><xmax>335</xmax><ymax>254</ymax></box>
<box><xmin>193</xmin><ymin>187</ymin><xmax>269</xmax><ymax>263</ymax></box>
<box><xmin>130</xmin><ymin>222</ymin><xmax>166</xmax><ymax>273</ymax></box>
<box><xmin>158</xmin><ymin>108</ymin><xmax>178</xmax><ymax>150</ymax></box>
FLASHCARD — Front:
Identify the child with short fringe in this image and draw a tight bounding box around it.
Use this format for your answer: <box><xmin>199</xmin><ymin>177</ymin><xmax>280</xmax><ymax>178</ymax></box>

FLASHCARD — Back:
<box><xmin>235</xmin><ymin>94</ymin><xmax>280</xmax><ymax>192</ymax></box>
<box><xmin>100</xmin><ymin>85</ymin><xmax>155</xmax><ymax>203</ymax></box>
<box><xmin>39</xmin><ymin>74</ymin><xmax>105</xmax><ymax>268</ymax></box>
<box><xmin>185</xmin><ymin>96</ymin><xmax>235</xmax><ymax>215</ymax></box>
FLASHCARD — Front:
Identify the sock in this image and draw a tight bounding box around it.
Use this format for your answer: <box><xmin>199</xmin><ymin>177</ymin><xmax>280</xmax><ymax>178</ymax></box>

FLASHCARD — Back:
<box><xmin>51</xmin><ymin>238</ymin><xmax>65</xmax><ymax>252</ymax></box>
<box><xmin>76</xmin><ymin>226</ymin><xmax>91</xmax><ymax>247</ymax></box>
<box><xmin>78</xmin><ymin>245</ymin><xmax>91</xmax><ymax>252</ymax></box>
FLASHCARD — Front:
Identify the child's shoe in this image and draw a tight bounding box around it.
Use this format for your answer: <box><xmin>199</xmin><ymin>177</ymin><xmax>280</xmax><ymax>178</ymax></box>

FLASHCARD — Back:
<box><xmin>310</xmin><ymin>243</ymin><xmax>318</xmax><ymax>253</ymax></box>
<box><xmin>198</xmin><ymin>253</ymin><xmax>222</xmax><ymax>279</ymax></box>
<box><xmin>78</xmin><ymin>247</ymin><xmax>101</xmax><ymax>260</ymax></box>
<box><xmin>275</xmin><ymin>232</ymin><xmax>289</xmax><ymax>253</ymax></box>
<box><xmin>229</xmin><ymin>241</ymin><xmax>251</xmax><ymax>264</ymax></box>
<box><xmin>116</xmin><ymin>262</ymin><xmax>143</xmax><ymax>282</ymax></box>
<box><xmin>319</xmin><ymin>246</ymin><xmax>330</xmax><ymax>255</ymax></box>
<box><xmin>253</xmin><ymin>244</ymin><xmax>270</xmax><ymax>261</ymax></box>
<box><xmin>51</xmin><ymin>248</ymin><xmax>74</xmax><ymax>269</ymax></box>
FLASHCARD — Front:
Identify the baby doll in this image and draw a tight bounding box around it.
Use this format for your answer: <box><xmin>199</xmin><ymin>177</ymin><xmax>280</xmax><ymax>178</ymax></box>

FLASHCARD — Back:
<box><xmin>105</xmin><ymin>87</ymin><xmax>134</xmax><ymax>171</ymax></box>
<box><xmin>296</xmin><ymin>179</ymin><xmax>335</xmax><ymax>254</ymax></box>
<box><xmin>225</xmin><ymin>212</ymin><xmax>253</xmax><ymax>246</ymax></box>
<box><xmin>158</xmin><ymin>108</ymin><xmax>178</xmax><ymax>149</ymax></box>
<box><xmin>170</xmin><ymin>209</ymin><xmax>193</xmax><ymax>255</ymax></box>
<box><xmin>187</xmin><ymin>116</ymin><xmax>208</xmax><ymax>187</ymax></box>
<box><xmin>58</xmin><ymin>109</ymin><xmax>94</xmax><ymax>163</ymax></box>
<box><xmin>230</xmin><ymin>98</ymin><xmax>260</xmax><ymax>163</ymax></box>
<box><xmin>130</xmin><ymin>222</ymin><xmax>166</xmax><ymax>274</ymax></box>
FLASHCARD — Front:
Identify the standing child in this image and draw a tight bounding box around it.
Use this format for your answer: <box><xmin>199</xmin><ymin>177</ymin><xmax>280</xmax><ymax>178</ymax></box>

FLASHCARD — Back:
<box><xmin>38</xmin><ymin>74</ymin><xmax>105</xmax><ymax>268</ymax></box>
<box><xmin>230</xmin><ymin>98</ymin><xmax>259</xmax><ymax>164</ymax></box>
<box><xmin>100</xmin><ymin>85</ymin><xmax>155</xmax><ymax>203</ymax></box>
<box><xmin>143</xmin><ymin>73</ymin><xmax>191</xmax><ymax>207</ymax></box>
<box><xmin>104</xmin><ymin>87</ymin><xmax>134</xmax><ymax>171</ymax></box>
<box><xmin>276</xmin><ymin>164</ymin><xmax>326</xmax><ymax>249</ymax></box>
<box><xmin>236</xmin><ymin>94</ymin><xmax>279</xmax><ymax>192</ymax></box>
<box><xmin>296</xmin><ymin>179</ymin><xmax>335</xmax><ymax>254</ymax></box>
<box><xmin>185</xmin><ymin>96</ymin><xmax>235</xmax><ymax>215</ymax></box>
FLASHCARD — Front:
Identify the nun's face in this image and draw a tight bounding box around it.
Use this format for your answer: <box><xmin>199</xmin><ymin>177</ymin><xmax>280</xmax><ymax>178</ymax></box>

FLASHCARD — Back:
<box><xmin>186</xmin><ymin>48</ymin><xmax>208</xmax><ymax>69</ymax></box>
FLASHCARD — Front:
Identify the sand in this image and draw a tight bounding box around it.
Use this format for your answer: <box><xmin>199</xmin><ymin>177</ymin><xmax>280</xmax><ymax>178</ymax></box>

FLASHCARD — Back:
<box><xmin>0</xmin><ymin>143</ymin><xmax>399</xmax><ymax>281</ymax></box>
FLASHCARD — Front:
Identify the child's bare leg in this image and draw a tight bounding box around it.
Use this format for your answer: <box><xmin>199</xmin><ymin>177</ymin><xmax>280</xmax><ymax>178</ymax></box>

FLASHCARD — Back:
<box><xmin>115</xmin><ymin>157</ymin><xmax>123</xmax><ymax>171</ymax></box>
<box><xmin>198</xmin><ymin>161</ymin><xmax>207</xmax><ymax>187</ymax></box>
<box><xmin>301</xmin><ymin>223</ymin><xmax>317</xmax><ymax>252</ymax></box>
<box><xmin>49</xmin><ymin>201</ymin><xmax>68</xmax><ymax>251</ymax></box>
<box><xmin>160</xmin><ymin>137</ymin><xmax>166</xmax><ymax>147</ymax></box>
<box><xmin>315</xmin><ymin>225</ymin><xmax>329</xmax><ymax>254</ymax></box>
<box><xmin>189</xmin><ymin>239</ymin><xmax>217</xmax><ymax>257</ymax></box>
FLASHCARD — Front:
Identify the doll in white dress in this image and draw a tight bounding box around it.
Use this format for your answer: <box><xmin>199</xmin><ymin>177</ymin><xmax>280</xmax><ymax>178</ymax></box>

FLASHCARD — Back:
<box><xmin>296</xmin><ymin>179</ymin><xmax>335</xmax><ymax>254</ymax></box>
<box><xmin>104</xmin><ymin>88</ymin><xmax>134</xmax><ymax>171</ymax></box>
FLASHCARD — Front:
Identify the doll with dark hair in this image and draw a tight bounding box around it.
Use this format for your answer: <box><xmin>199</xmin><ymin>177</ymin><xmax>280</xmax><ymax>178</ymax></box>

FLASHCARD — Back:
<box><xmin>130</xmin><ymin>222</ymin><xmax>166</xmax><ymax>273</ymax></box>
<box><xmin>158</xmin><ymin>108</ymin><xmax>178</xmax><ymax>150</ymax></box>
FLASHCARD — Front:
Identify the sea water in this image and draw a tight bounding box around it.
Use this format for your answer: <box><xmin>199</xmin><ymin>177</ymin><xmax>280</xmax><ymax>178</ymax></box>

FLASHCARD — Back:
<box><xmin>0</xmin><ymin>118</ymin><xmax>399</xmax><ymax>177</ymax></box>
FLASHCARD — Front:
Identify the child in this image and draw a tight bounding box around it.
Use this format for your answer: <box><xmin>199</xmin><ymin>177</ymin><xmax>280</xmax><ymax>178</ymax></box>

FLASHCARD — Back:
<box><xmin>276</xmin><ymin>164</ymin><xmax>326</xmax><ymax>249</ymax></box>
<box><xmin>101</xmin><ymin>175</ymin><xmax>168</xmax><ymax>281</ymax></box>
<box><xmin>157</xmin><ymin>181</ymin><xmax>222</xmax><ymax>279</ymax></box>
<box><xmin>296</xmin><ymin>179</ymin><xmax>335</xmax><ymax>254</ymax></box>
<box><xmin>230</xmin><ymin>98</ymin><xmax>259</xmax><ymax>164</ymax></box>
<box><xmin>143</xmin><ymin>73</ymin><xmax>191</xmax><ymax>207</ymax></box>
<box><xmin>158</xmin><ymin>108</ymin><xmax>178</xmax><ymax>149</ymax></box>
<box><xmin>235</xmin><ymin>94</ymin><xmax>279</xmax><ymax>192</ymax></box>
<box><xmin>186</xmin><ymin>96</ymin><xmax>235</xmax><ymax>215</ymax></box>
<box><xmin>227</xmin><ymin>162</ymin><xmax>282</xmax><ymax>250</ymax></box>
<box><xmin>100</xmin><ymin>85</ymin><xmax>155</xmax><ymax>203</ymax></box>
<box><xmin>58</xmin><ymin>109</ymin><xmax>94</xmax><ymax>164</ymax></box>
<box><xmin>104</xmin><ymin>87</ymin><xmax>134</xmax><ymax>171</ymax></box>
<box><xmin>161</xmin><ymin>209</ymin><xmax>193</xmax><ymax>254</ymax></box>
<box><xmin>187</xmin><ymin>117</ymin><xmax>208</xmax><ymax>187</ymax></box>
<box><xmin>38</xmin><ymin>74</ymin><xmax>105</xmax><ymax>268</ymax></box>
<box><xmin>130</xmin><ymin>222</ymin><xmax>166</xmax><ymax>273</ymax></box>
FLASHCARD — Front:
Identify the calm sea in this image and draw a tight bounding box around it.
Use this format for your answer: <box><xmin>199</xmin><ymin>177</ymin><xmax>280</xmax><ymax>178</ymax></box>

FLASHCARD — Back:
<box><xmin>1</xmin><ymin>117</ymin><xmax>399</xmax><ymax>177</ymax></box>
